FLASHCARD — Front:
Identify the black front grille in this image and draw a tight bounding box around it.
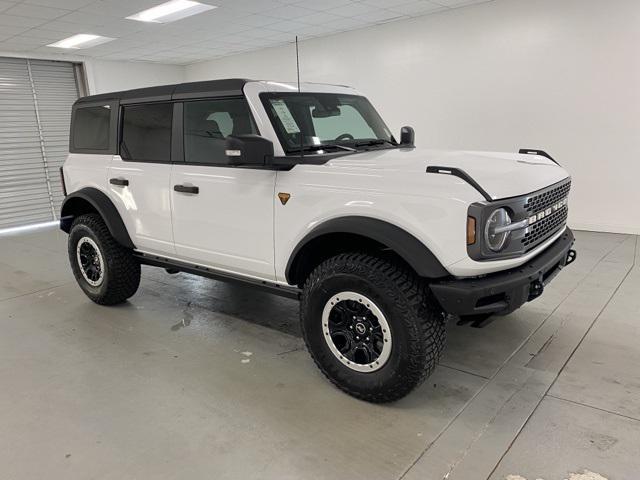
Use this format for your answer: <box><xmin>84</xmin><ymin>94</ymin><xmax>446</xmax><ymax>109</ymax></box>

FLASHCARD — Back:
<box><xmin>522</xmin><ymin>207</ymin><xmax>568</xmax><ymax>249</ymax></box>
<box><xmin>521</xmin><ymin>179</ymin><xmax>571</xmax><ymax>251</ymax></box>
<box><xmin>524</xmin><ymin>180</ymin><xmax>571</xmax><ymax>214</ymax></box>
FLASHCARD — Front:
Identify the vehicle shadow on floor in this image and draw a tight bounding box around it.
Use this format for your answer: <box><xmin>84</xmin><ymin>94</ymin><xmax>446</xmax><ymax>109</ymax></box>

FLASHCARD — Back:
<box><xmin>139</xmin><ymin>267</ymin><xmax>302</xmax><ymax>336</ymax></box>
<box><xmin>136</xmin><ymin>266</ymin><xmax>545</xmax><ymax>381</ymax></box>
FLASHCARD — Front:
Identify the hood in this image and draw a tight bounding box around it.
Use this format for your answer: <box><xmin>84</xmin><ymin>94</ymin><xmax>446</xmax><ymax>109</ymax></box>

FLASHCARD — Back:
<box><xmin>327</xmin><ymin>147</ymin><xmax>570</xmax><ymax>200</ymax></box>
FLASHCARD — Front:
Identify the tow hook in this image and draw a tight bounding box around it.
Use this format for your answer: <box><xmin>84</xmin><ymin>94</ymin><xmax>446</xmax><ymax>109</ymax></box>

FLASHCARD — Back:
<box><xmin>565</xmin><ymin>249</ymin><xmax>577</xmax><ymax>266</ymax></box>
<box><xmin>529</xmin><ymin>276</ymin><xmax>544</xmax><ymax>301</ymax></box>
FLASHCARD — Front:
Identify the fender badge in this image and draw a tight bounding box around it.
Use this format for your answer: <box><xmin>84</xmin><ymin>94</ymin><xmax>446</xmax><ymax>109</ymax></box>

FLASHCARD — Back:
<box><xmin>278</xmin><ymin>192</ymin><xmax>291</xmax><ymax>205</ymax></box>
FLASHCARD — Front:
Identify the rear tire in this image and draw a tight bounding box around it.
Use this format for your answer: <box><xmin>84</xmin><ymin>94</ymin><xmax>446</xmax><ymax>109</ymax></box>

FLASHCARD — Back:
<box><xmin>300</xmin><ymin>253</ymin><xmax>446</xmax><ymax>403</ymax></box>
<box><xmin>68</xmin><ymin>213</ymin><xmax>140</xmax><ymax>305</ymax></box>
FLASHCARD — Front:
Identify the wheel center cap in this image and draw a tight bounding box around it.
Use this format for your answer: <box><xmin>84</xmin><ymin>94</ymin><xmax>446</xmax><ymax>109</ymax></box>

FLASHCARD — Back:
<box><xmin>355</xmin><ymin>322</ymin><xmax>366</xmax><ymax>335</ymax></box>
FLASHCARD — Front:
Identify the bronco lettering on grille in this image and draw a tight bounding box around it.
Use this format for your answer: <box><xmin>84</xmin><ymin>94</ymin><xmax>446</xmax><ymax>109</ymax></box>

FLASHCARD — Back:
<box><xmin>527</xmin><ymin>197</ymin><xmax>568</xmax><ymax>225</ymax></box>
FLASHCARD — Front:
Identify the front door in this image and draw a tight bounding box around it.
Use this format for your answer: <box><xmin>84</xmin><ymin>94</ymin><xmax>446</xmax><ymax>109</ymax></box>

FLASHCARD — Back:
<box><xmin>170</xmin><ymin>97</ymin><xmax>276</xmax><ymax>279</ymax></box>
<box><xmin>108</xmin><ymin>102</ymin><xmax>174</xmax><ymax>255</ymax></box>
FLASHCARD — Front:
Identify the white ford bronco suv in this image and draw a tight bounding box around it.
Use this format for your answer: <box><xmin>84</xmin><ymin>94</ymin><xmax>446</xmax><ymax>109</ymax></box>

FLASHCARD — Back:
<box><xmin>60</xmin><ymin>79</ymin><xmax>576</xmax><ymax>402</ymax></box>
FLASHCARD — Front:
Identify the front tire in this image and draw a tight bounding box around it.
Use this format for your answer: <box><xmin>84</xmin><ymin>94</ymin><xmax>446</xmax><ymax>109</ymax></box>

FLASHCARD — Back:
<box><xmin>300</xmin><ymin>253</ymin><xmax>446</xmax><ymax>403</ymax></box>
<box><xmin>68</xmin><ymin>213</ymin><xmax>140</xmax><ymax>305</ymax></box>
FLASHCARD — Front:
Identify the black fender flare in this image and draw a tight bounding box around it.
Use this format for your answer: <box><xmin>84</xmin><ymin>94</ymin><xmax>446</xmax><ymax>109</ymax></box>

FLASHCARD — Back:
<box><xmin>60</xmin><ymin>187</ymin><xmax>135</xmax><ymax>249</ymax></box>
<box><xmin>285</xmin><ymin>216</ymin><xmax>449</xmax><ymax>283</ymax></box>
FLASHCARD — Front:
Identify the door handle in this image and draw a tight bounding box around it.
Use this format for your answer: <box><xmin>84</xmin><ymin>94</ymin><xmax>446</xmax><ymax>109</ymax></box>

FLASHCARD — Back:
<box><xmin>174</xmin><ymin>184</ymin><xmax>199</xmax><ymax>194</ymax></box>
<box><xmin>109</xmin><ymin>178</ymin><xmax>129</xmax><ymax>187</ymax></box>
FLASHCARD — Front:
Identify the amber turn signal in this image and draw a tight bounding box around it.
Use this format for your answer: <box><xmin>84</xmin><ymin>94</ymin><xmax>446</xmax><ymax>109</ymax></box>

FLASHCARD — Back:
<box><xmin>467</xmin><ymin>216</ymin><xmax>476</xmax><ymax>245</ymax></box>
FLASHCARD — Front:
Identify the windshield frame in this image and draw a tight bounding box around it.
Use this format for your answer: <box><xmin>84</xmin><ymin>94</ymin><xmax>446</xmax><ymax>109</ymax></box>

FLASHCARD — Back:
<box><xmin>259</xmin><ymin>92</ymin><xmax>397</xmax><ymax>156</ymax></box>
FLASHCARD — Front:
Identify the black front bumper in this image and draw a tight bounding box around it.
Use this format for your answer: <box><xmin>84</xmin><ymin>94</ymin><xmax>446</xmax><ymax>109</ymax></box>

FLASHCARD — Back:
<box><xmin>430</xmin><ymin>228</ymin><xmax>576</xmax><ymax>316</ymax></box>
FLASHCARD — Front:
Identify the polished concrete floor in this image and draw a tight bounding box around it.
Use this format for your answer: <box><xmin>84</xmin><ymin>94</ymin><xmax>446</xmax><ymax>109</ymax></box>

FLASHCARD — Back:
<box><xmin>0</xmin><ymin>228</ymin><xmax>638</xmax><ymax>480</ymax></box>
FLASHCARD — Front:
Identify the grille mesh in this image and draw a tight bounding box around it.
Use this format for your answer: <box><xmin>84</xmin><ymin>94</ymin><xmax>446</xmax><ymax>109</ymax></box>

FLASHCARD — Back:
<box><xmin>521</xmin><ymin>179</ymin><xmax>571</xmax><ymax>251</ymax></box>
<box><xmin>524</xmin><ymin>180</ymin><xmax>571</xmax><ymax>213</ymax></box>
<box><xmin>522</xmin><ymin>208</ymin><xmax>568</xmax><ymax>248</ymax></box>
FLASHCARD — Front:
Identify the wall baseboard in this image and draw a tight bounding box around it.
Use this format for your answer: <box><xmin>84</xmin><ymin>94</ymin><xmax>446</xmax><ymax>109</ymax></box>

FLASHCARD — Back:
<box><xmin>570</xmin><ymin>223</ymin><xmax>640</xmax><ymax>236</ymax></box>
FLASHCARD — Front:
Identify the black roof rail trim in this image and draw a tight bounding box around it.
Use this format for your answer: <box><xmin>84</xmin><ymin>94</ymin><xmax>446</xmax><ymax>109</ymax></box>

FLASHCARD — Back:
<box><xmin>426</xmin><ymin>165</ymin><xmax>493</xmax><ymax>202</ymax></box>
<box><xmin>74</xmin><ymin>78</ymin><xmax>253</xmax><ymax>105</ymax></box>
<box><xmin>518</xmin><ymin>148</ymin><xmax>559</xmax><ymax>165</ymax></box>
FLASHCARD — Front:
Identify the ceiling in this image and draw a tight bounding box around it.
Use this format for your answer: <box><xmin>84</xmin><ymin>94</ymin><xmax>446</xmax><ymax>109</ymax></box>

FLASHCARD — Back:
<box><xmin>0</xmin><ymin>0</ymin><xmax>492</xmax><ymax>65</ymax></box>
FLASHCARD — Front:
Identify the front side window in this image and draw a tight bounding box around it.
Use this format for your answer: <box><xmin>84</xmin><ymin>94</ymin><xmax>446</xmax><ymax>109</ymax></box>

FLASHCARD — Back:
<box><xmin>183</xmin><ymin>98</ymin><xmax>257</xmax><ymax>165</ymax></box>
<box><xmin>260</xmin><ymin>93</ymin><xmax>396</xmax><ymax>155</ymax></box>
<box><xmin>120</xmin><ymin>103</ymin><xmax>172</xmax><ymax>162</ymax></box>
<box><xmin>73</xmin><ymin>105</ymin><xmax>111</xmax><ymax>150</ymax></box>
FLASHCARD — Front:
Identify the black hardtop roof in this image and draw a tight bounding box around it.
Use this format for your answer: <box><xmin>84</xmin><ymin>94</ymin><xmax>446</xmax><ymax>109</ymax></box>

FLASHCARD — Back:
<box><xmin>74</xmin><ymin>78</ymin><xmax>254</xmax><ymax>106</ymax></box>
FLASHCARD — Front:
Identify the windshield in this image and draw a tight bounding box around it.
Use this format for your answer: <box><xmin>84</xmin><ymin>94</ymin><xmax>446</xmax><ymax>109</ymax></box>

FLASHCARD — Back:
<box><xmin>260</xmin><ymin>92</ymin><xmax>397</xmax><ymax>155</ymax></box>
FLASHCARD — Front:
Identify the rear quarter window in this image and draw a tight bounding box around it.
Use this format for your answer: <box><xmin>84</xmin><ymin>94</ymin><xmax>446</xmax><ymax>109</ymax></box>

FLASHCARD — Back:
<box><xmin>72</xmin><ymin>105</ymin><xmax>112</xmax><ymax>150</ymax></box>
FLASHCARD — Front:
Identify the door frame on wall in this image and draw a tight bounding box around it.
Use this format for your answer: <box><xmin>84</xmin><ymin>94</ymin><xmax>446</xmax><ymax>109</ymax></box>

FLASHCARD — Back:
<box><xmin>73</xmin><ymin>63</ymin><xmax>89</xmax><ymax>98</ymax></box>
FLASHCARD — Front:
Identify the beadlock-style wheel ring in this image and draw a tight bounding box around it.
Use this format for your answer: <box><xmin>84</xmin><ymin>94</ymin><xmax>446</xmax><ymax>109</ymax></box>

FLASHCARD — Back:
<box><xmin>76</xmin><ymin>236</ymin><xmax>104</xmax><ymax>287</ymax></box>
<box><xmin>321</xmin><ymin>291</ymin><xmax>392</xmax><ymax>373</ymax></box>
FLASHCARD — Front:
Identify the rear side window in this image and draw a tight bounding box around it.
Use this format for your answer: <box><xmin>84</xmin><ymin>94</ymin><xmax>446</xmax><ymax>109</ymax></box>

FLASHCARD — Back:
<box><xmin>72</xmin><ymin>105</ymin><xmax>111</xmax><ymax>150</ymax></box>
<box><xmin>183</xmin><ymin>98</ymin><xmax>257</xmax><ymax>165</ymax></box>
<box><xmin>120</xmin><ymin>103</ymin><xmax>173</xmax><ymax>162</ymax></box>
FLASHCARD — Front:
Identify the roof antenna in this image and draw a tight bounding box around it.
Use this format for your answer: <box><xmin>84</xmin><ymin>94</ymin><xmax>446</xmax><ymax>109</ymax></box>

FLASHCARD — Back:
<box><xmin>295</xmin><ymin>35</ymin><xmax>301</xmax><ymax>94</ymax></box>
<box><xmin>295</xmin><ymin>35</ymin><xmax>303</xmax><ymax>159</ymax></box>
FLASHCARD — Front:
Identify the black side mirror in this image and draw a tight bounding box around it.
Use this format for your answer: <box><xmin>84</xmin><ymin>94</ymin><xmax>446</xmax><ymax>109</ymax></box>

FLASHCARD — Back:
<box><xmin>225</xmin><ymin>135</ymin><xmax>274</xmax><ymax>166</ymax></box>
<box><xmin>400</xmin><ymin>126</ymin><xmax>415</xmax><ymax>146</ymax></box>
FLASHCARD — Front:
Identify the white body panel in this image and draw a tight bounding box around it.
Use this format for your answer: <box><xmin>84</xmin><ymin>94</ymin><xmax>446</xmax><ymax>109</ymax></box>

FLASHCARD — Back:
<box><xmin>271</xmin><ymin>147</ymin><xmax>568</xmax><ymax>281</ymax></box>
<box><xmin>64</xmin><ymin>153</ymin><xmax>111</xmax><ymax>198</ymax></box>
<box><xmin>108</xmin><ymin>156</ymin><xmax>174</xmax><ymax>255</ymax></box>
<box><xmin>63</xmin><ymin>80</ymin><xmax>572</xmax><ymax>285</ymax></box>
<box><xmin>170</xmin><ymin>165</ymin><xmax>276</xmax><ymax>279</ymax></box>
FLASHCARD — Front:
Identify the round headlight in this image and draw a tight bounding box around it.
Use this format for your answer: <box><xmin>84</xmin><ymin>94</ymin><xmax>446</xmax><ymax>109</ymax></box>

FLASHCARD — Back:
<box><xmin>485</xmin><ymin>208</ymin><xmax>512</xmax><ymax>252</ymax></box>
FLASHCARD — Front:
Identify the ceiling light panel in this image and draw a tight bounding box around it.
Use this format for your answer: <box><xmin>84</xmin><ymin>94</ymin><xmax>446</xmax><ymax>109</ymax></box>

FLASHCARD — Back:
<box><xmin>47</xmin><ymin>34</ymin><xmax>115</xmax><ymax>49</ymax></box>
<box><xmin>126</xmin><ymin>0</ymin><xmax>216</xmax><ymax>23</ymax></box>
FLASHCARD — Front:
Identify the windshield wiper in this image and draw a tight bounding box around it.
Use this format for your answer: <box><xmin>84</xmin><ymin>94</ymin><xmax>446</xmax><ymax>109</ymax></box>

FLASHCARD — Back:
<box><xmin>289</xmin><ymin>144</ymin><xmax>357</xmax><ymax>154</ymax></box>
<box><xmin>354</xmin><ymin>139</ymin><xmax>398</xmax><ymax>148</ymax></box>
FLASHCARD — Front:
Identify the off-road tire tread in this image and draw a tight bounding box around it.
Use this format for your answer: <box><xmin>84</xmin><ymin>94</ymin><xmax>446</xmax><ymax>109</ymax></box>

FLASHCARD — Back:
<box><xmin>69</xmin><ymin>213</ymin><xmax>140</xmax><ymax>305</ymax></box>
<box><xmin>300</xmin><ymin>252</ymin><xmax>446</xmax><ymax>403</ymax></box>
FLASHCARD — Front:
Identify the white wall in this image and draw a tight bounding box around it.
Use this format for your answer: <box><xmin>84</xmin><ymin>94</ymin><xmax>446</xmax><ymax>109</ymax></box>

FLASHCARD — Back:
<box><xmin>0</xmin><ymin>52</ymin><xmax>184</xmax><ymax>95</ymax></box>
<box><xmin>186</xmin><ymin>0</ymin><xmax>640</xmax><ymax>235</ymax></box>
<box><xmin>85</xmin><ymin>59</ymin><xmax>185</xmax><ymax>94</ymax></box>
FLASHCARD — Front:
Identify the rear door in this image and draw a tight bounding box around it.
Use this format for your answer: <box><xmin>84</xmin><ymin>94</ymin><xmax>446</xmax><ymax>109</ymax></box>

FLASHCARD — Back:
<box><xmin>170</xmin><ymin>97</ymin><xmax>276</xmax><ymax>279</ymax></box>
<box><xmin>108</xmin><ymin>102</ymin><xmax>175</xmax><ymax>255</ymax></box>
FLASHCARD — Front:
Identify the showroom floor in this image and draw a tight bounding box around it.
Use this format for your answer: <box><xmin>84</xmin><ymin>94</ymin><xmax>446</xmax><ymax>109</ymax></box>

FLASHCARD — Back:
<box><xmin>0</xmin><ymin>229</ymin><xmax>637</xmax><ymax>480</ymax></box>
